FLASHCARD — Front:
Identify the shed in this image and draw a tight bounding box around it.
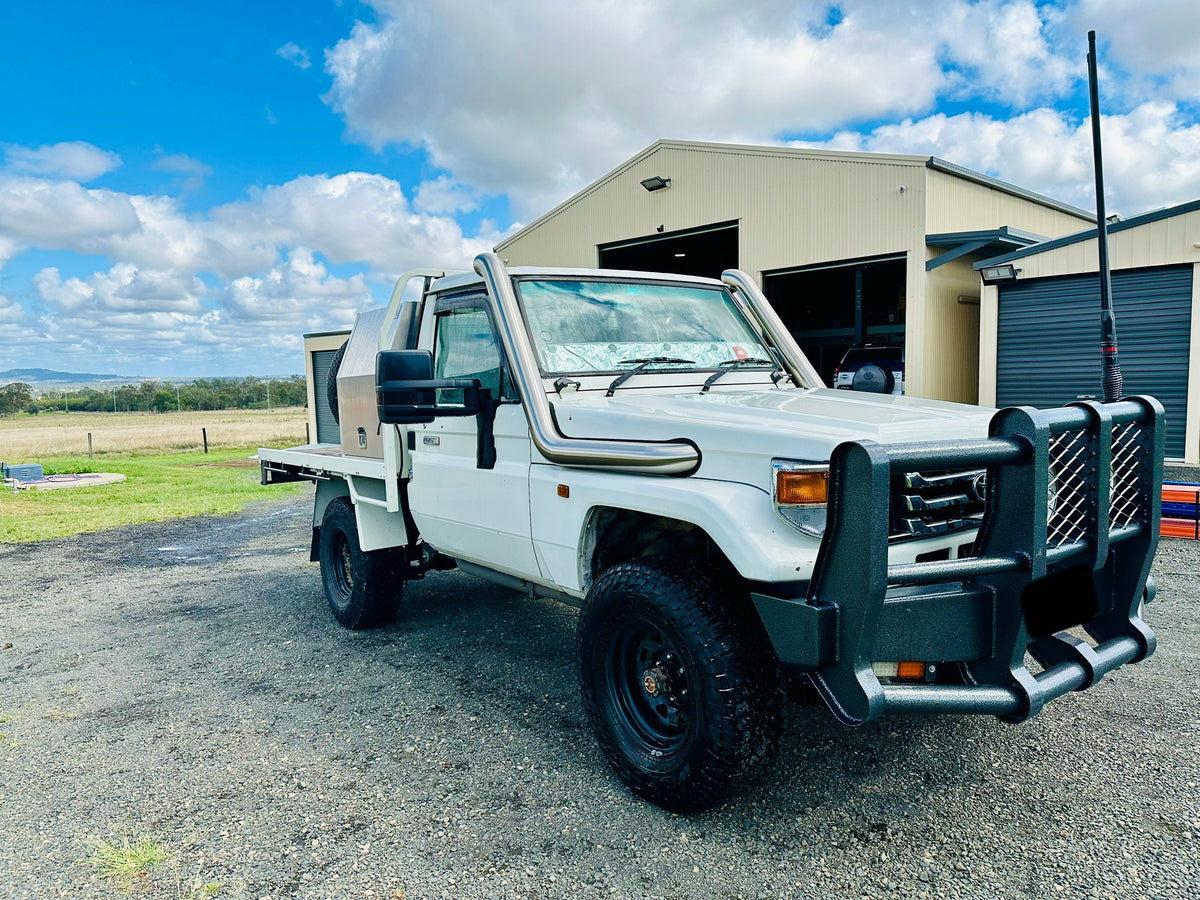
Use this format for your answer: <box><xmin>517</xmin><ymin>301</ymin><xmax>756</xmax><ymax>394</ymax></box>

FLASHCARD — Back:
<box><xmin>496</xmin><ymin>140</ymin><xmax>1093</xmax><ymax>403</ymax></box>
<box><xmin>976</xmin><ymin>199</ymin><xmax>1200</xmax><ymax>464</ymax></box>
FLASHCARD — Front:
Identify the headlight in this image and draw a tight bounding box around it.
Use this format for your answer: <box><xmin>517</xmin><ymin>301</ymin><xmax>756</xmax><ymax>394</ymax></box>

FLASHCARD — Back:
<box><xmin>772</xmin><ymin>461</ymin><xmax>829</xmax><ymax>537</ymax></box>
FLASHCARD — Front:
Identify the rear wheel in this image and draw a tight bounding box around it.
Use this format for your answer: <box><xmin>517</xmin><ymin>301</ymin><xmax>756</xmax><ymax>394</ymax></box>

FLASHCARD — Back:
<box><xmin>318</xmin><ymin>498</ymin><xmax>403</xmax><ymax>629</ymax></box>
<box><xmin>577</xmin><ymin>557</ymin><xmax>783</xmax><ymax>812</ymax></box>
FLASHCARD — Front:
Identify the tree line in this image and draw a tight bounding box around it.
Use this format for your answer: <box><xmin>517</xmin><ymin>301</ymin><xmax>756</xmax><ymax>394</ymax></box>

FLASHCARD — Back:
<box><xmin>4</xmin><ymin>376</ymin><xmax>308</xmax><ymax>415</ymax></box>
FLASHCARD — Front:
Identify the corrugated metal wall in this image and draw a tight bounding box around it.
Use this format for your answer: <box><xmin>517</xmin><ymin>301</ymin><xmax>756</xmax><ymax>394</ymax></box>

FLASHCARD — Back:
<box><xmin>996</xmin><ymin>265</ymin><xmax>1192</xmax><ymax>458</ymax></box>
<box><xmin>925</xmin><ymin>170</ymin><xmax>1093</xmax><ymax>238</ymax></box>
<box><xmin>1011</xmin><ymin>208</ymin><xmax>1200</xmax><ymax>278</ymax></box>
<box><xmin>922</xmin><ymin>255</ymin><xmax>982</xmax><ymax>403</ymax></box>
<box><xmin>498</xmin><ymin>143</ymin><xmax>928</xmax><ymax>278</ymax></box>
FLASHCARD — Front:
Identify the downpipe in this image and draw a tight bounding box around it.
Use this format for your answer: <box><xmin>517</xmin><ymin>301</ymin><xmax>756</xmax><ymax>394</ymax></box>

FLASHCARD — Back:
<box><xmin>472</xmin><ymin>252</ymin><xmax>701</xmax><ymax>475</ymax></box>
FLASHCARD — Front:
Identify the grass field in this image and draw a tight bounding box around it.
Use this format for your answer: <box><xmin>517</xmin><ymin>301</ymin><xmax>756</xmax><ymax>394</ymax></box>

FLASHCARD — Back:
<box><xmin>0</xmin><ymin>407</ymin><xmax>308</xmax><ymax>460</ymax></box>
<box><xmin>0</xmin><ymin>409</ymin><xmax>309</xmax><ymax>542</ymax></box>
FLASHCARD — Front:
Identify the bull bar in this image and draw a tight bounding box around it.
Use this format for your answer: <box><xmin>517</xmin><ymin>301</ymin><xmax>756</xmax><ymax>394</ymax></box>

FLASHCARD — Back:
<box><xmin>752</xmin><ymin>397</ymin><xmax>1164</xmax><ymax>725</ymax></box>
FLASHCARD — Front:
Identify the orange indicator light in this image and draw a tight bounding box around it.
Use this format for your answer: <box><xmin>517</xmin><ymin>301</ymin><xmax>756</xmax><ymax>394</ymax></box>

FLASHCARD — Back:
<box><xmin>776</xmin><ymin>470</ymin><xmax>829</xmax><ymax>505</ymax></box>
<box><xmin>896</xmin><ymin>661</ymin><xmax>926</xmax><ymax>680</ymax></box>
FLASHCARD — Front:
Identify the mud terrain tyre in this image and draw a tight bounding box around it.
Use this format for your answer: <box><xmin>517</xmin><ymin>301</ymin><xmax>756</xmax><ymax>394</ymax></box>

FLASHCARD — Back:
<box><xmin>577</xmin><ymin>557</ymin><xmax>783</xmax><ymax>812</ymax></box>
<box><xmin>318</xmin><ymin>498</ymin><xmax>404</xmax><ymax>629</ymax></box>
<box><xmin>326</xmin><ymin>341</ymin><xmax>347</xmax><ymax>425</ymax></box>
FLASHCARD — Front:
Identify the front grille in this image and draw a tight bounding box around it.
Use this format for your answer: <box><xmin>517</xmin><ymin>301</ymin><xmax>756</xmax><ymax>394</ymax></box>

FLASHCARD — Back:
<box><xmin>1110</xmin><ymin>422</ymin><xmax>1150</xmax><ymax>529</ymax></box>
<box><xmin>889</xmin><ymin>417</ymin><xmax>1152</xmax><ymax>547</ymax></box>
<box><xmin>1047</xmin><ymin>421</ymin><xmax>1150</xmax><ymax>548</ymax></box>
<box><xmin>1047</xmin><ymin>429</ymin><xmax>1096</xmax><ymax>548</ymax></box>
<box><xmin>891</xmin><ymin>469</ymin><xmax>985</xmax><ymax>539</ymax></box>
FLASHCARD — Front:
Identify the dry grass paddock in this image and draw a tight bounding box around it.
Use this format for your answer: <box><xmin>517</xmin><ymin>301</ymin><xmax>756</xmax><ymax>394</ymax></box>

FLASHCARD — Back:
<box><xmin>0</xmin><ymin>408</ymin><xmax>308</xmax><ymax>461</ymax></box>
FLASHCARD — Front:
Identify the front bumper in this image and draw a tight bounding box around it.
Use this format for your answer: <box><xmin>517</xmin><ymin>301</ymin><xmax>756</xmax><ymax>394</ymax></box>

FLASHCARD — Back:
<box><xmin>753</xmin><ymin>397</ymin><xmax>1163</xmax><ymax>725</ymax></box>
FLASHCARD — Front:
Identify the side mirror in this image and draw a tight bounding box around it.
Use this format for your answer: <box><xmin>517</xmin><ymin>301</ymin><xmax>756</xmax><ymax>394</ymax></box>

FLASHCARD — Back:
<box><xmin>376</xmin><ymin>350</ymin><xmax>486</xmax><ymax>424</ymax></box>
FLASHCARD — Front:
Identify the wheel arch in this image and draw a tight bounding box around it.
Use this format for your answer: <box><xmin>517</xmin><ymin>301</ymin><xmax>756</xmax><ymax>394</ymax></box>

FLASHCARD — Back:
<box><xmin>579</xmin><ymin>506</ymin><xmax>737</xmax><ymax>596</ymax></box>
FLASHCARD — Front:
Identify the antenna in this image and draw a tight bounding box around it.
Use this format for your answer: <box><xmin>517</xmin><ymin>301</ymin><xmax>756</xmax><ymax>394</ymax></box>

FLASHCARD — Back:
<box><xmin>1088</xmin><ymin>30</ymin><xmax>1123</xmax><ymax>402</ymax></box>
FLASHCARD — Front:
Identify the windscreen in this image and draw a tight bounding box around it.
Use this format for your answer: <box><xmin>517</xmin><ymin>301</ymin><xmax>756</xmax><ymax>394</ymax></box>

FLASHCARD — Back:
<box><xmin>516</xmin><ymin>279</ymin><xmax>771</xmax><ymax>375</ymax></box>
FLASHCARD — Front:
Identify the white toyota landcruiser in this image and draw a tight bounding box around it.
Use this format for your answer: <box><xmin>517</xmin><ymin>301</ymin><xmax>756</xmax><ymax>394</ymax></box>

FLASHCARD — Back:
<box><xmin>260</xmin><ymin>253</ymin><xmax>1163</xmax><ymax>812</ymax></box>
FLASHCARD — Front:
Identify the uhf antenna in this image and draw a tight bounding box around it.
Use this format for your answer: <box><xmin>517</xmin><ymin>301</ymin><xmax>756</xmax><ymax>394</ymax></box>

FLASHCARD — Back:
<box><xmin>1087</xmin><ymin>30</ymin><xmax>1123</xmax><ymax>402</ymax></box>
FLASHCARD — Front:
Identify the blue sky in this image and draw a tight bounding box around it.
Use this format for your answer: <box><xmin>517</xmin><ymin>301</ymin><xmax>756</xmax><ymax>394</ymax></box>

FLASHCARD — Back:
<box><xmin>2</xmin><ymin>1</ymin><xmax>1199</xmax><ymax>378</ymax></box>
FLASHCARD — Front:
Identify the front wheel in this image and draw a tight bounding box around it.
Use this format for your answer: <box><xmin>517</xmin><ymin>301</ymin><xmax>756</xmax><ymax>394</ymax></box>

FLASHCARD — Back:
<box><xmin>318</xmin><ymin>498</ymin><xmax>404</xmax><ymax>629</ymax></box>
<box><xmin>577</xmin><ymin>557</ymin><xmax>783</xmax><ymax>812</ymax></box>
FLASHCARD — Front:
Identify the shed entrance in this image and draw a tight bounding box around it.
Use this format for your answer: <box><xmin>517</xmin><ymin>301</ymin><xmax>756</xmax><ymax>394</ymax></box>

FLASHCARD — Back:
<box><xmin>598</xmin><ymin>221</ymin><xmax>738</xmax><ymax>279</ymax></box>
<box><xmin>763</xmin><ymin>255</ymin><xmax>907</xmax><ymax>385</ymax></box>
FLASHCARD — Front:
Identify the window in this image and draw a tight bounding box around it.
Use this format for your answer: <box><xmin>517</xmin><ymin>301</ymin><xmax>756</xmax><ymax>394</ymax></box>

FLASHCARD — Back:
<box><xmin>515</xmin><ymin>278</ymin><xmax>770</xmax><ymax>375</ymax></box>
<box><xmin>433</xmin><ymin>305</ymin><xmax>505</xmax><ymax>399</ymax></box>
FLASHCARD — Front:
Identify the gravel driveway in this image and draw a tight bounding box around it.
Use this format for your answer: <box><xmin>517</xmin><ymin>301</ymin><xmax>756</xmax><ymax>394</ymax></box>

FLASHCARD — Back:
<box><xmin>1</xmin><ymin>491</ymin><xmax>1197</xmax><ymax>899</ymax></box>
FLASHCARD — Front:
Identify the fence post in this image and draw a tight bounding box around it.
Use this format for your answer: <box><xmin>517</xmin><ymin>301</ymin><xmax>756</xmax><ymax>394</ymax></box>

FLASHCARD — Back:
<box><xmin>202</xmin><ymin>427</ymin><xmax>208</xmax><ymax>454</ymax></box>
<box><xmin>88</xmin><ymin>433</ymin><xmax>93</xmax><ymax>459</ymax></box>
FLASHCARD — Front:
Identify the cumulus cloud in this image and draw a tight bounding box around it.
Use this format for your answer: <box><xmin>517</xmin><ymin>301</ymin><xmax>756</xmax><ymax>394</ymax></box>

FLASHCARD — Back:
<box><xmin>33</xmin><ymin>264</ymin><xmax>205</xmax><ymax>315</ymax></box>
<box><xmin>277</xmin><ymin>42</ymin><xmax>312</xmax><ymax>70</ymax></box>
<box><xmin>0</xmin><ymin>293</ymin><xmax>27</xmax><ymax>325</ymax></box>
<box><xmin>414</xmin><ymin>175</ymin><xmax>479</xmax><ymax>215</ymax></box>
<box><xmin>2</xmin><ymin>141</ymin><xmax>122</xmax><ymax>182</ymax></box>
<box><xmin>799</xmin><ymin>101</ymin><xmax>1200</xmax><ymax>216</ymax></box>
<box><xmin>0</xmin><ymin>176</ymin><xmax>140</xmax><ymax>247</ymax></box>
<box><xmin>323</xmin><ymin>0</ymin><xmax>1079</xmax><ymax>215</ymax></box>
<box><xmin>225</xmin><ymin>248</ymin><xmax>372</xmax><ymax>331</ymax></box>
<box><xmin>0</xmin><ymin>161</ymin><xmax>501</xmax><ymax>372</ymax></box>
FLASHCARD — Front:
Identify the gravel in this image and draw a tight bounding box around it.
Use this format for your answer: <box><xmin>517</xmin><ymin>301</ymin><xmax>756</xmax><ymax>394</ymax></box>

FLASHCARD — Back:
<box><xmin>1</xmin><ymin>490</ymin><xmax>1197</xmax><ymax>899</ymax></box>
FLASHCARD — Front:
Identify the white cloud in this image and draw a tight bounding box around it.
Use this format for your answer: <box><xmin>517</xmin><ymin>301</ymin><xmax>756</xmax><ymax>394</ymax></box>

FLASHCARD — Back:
<box><xmin>2</xmin><ymin>141</ymin><xmax>122</xmax><ymax>182</ymax></box>
<box><xmin>0</xmin><ymin>176</ymin><xmax>140</xmax><ymax>247</ymax></box>
<box><xmin>33</xmin><ymin>264</ymin><xmax>205</xmax><ymax>315</ymax></box>
<box><xmin>798</xmin><ymin>101</ymin><xmax>1200</xmax><ymax>216</ymax></box>
<box><xmin>225</xmin><ymin>248</ymin><xmax>371</xmax><ymax>328</ymax></box>
<box><xmin>1064</xmin><ymin>1</ymin><xmax>1200</xmax><ymax>100</ymax></box>
<box><xmin>0</xmin><ymin>293</ymin><xmax>26</xmax><ymax>325</ymax></box>
<box><xmin>323</xmin><ymin>0</ymin><xmax>1080</xmax><ymax>216</ymax></box>
<box><xmin>1</xmin><ymin>165</ymin><xmax>501</xmax><ymax>373</ymax></box>
<box><xmin>276</xmin><ymin>42</ymin><xmax>312</xmax><ymax>70</ymax></box>
<box><xmin>414</xmin><ymin>175</ymin><xmax>479</xmax><ymax>215</ymax></box>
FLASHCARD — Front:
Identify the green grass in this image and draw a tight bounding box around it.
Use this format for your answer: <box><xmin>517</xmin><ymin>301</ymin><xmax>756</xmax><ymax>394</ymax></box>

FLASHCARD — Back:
<box><xmin>0</xmin><ymin>449</ymin><xmax>302</xmax><ymax>543</ymax></box>
<box><xmin>85</xmin><ymin>832</ymin><xmax>172</xmax><ymax>886</ymax></box>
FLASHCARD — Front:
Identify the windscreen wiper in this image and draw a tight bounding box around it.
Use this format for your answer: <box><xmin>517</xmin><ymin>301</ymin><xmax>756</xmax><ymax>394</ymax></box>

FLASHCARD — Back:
<box><xmin>606</xmin><ymin>357</ymin><xmax>696</xmax><ymax>396</ymax></box>
<box><xmin>700</xmin><ymin>357</ymin><xmax>777</xmax><ymax>393</ymax></box>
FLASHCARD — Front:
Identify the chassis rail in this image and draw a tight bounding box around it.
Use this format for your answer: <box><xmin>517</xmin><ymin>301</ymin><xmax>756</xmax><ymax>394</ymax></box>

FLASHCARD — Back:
<box><xmin>753</xmin><ymin>397</ymin><xmax>1164</xmax><ymax>725</ymax></box>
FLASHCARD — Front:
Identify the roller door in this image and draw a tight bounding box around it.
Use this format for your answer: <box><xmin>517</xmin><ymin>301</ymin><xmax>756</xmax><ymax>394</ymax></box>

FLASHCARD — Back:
<box><xmin>996</xmin><ymin>265</ymin><xmax>1191</xmax><ymax>459</ymax></box>
<box><xmin>311</xmin><ymin>348</ymin><xmax>340</xmax><ymax>444</ymax></box>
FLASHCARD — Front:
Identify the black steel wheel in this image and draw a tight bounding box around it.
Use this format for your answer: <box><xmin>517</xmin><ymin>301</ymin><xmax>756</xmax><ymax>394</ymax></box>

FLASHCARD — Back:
<box><xmin>578</xmin><ymin>557</ymin><xmax>783</xmax><ymax>812</ymax></box>
<box><xmin>317</xmin><ymin>498</ymin><xmax>404</xmax><ymax>629</ymax></box>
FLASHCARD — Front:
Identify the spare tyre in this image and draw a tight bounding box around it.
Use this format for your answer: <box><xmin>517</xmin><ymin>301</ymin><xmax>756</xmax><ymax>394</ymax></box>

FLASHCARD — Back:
<box><xmin>851</xmin><ymin>363</ymin><xmax>895</xmax><ymax>394</ymax></box>
<box><xmin>326</xmin><ymin>341</ymin><xmax>348</xmax><ymax>424</ymax></box>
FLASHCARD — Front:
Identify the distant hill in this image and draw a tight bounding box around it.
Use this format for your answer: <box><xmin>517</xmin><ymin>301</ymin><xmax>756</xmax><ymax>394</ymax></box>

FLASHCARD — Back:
<box><xmin>1</xmin><ymin>368</ymin><xmax>131</xmax><ymax>384</ymax></box>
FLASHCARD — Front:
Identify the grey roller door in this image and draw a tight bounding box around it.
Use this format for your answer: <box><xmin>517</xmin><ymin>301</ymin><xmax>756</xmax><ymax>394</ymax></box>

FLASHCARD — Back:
<box><xmin>312</xmin><ymin>348</ymin><xmax>340</xmax><ymax>444</ymax></box>
<box><xmin>996</xmin><ymin>264</ymin><xmax>1191</xmax><ymax>459</ymax></box>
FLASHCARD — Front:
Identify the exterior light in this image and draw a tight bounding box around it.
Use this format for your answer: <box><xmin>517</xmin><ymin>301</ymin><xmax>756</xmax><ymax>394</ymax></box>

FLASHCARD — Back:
<box><xmin>640</xmin><ymin>175</ymin><xmax>671</xmax><ymax>192</ymax></box>
<box><xmin>980</xmin><ymin>264</ymin><xmax>1020</xmax><ymax>284</ymax></box>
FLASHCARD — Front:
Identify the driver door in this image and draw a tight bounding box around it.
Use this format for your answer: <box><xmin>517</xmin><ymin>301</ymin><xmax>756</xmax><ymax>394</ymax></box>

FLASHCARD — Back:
<box><xmin>407</xmin><ymin>295</ymin><xmax>541</xmax><ymax>580</ymax></box>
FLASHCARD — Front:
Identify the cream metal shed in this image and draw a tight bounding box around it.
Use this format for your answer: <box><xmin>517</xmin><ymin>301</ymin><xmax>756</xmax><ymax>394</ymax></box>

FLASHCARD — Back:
<box><xmin>495</xmin><ymin>140</ymin><xmax>1093</xmax><ymax>403</ymax></box>
<box><xmin>976</xmin><ymin>199</ymin><xmax>1200</xmax><ymax>464</ymax></box>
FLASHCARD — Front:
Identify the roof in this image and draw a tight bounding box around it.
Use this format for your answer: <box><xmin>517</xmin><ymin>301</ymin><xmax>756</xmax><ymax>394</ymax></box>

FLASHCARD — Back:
<box><xmin>496</xmin><ymin>139</ymin><xmax>1092</xmax><ymax>252</ymax></box>
<box><xmin>974</xmin><ymin>197</ymin><xmax>1200</xmax><ymax>269</ymax></box>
